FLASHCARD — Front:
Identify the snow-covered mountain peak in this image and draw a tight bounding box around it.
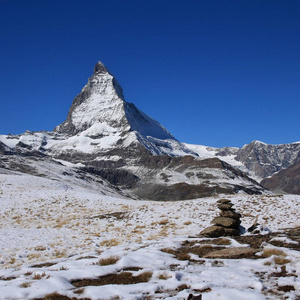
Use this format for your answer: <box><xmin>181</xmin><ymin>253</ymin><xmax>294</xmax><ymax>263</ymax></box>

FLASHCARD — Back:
<box><xmin>54</xmin><ymin>61</ymin><xmax>128</xmax><ymax>136</ymax></box>
<box><xmin>53</xmin><ymin>61</ymin><xmax>194</xmax><ymax>156</ymax></box>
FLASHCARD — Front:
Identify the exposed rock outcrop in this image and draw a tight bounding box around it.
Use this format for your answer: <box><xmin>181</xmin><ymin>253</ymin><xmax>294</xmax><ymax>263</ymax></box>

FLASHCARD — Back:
<box><xmin>261</xmin><ymin>160</ymin><xmax>300</xmax><ymax>195</ymax></box>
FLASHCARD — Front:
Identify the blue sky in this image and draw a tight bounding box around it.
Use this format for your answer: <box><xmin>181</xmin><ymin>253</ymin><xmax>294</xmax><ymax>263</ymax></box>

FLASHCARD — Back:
<box><xmin>1</xmin><ymin>0</ymin><xmax>299</xmax><ymax>147</ymax></box>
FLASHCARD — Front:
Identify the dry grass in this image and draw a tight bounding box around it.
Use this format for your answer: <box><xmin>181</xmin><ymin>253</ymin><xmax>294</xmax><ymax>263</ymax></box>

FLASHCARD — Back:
<box><xmin>135</xmin><ymin>271</ymin><xmax>153</xmax><ymax>282</ymax></box>
<box><xmin>177</xmin><ymin>252</ymin><xmax>191</xmax><ymax>261</ymax></box>
<box><xmin>158</xmin><ymin>219</ymin><xmax>169</xmax><ymax>225</ymax></box>
<box><xmin>161</xmin><ymin>248</ymin><xmax>176</xmax><ymax>255</ymax></box>
<box><xmin>20</xmin><ymin>281</ymin><xmax>32</xmax><ymax>288</ymax></box>
<box><xmin>261</xmin><ymin>248</ymin><xmax>287</xmax><ymax>258</ymax></box>
<box><xmin>158</xmin><ymin>272</ymin><xmax>172</xmax><ymax>280</ymax></box>
<box><xmin>33</xmin><ymin>272</ymin><xmax>48</xmax><ymax>280</ymax></box>
<box><xmin>98</xmin><ymin>256</ymin><xmax>120</xmax><ymax>266</ymax></box>
<box><xmin>24</xmin><ymin>271</ymin><xmax>33</xmax><ymax>276</ymax></box>
<box><xmin>72</xmin><ymin>271</ymin><xmax>153</xmax><ymax>287</ymax></box>
<box><xmin>9</xmin><ymin>257</ymin><xmax>16</xmax><ymax>264</ymax></box>
<box><xmin>53</xmin><ymin>250</ymin><xmax>67</xmax><ymax>258</ymax></box>
<box><xmin>274</xmin><ymin>257</ymin><xmax>291</xmax><ymax>265</ymax></box>
<box><xmin>35</xmin><ymin>246</ymin><xmax>46</xmax><ymax>251</ymax></box>
<box><xmin>183</xmin><ymin>221</ymin><xmax>192</xmax><ymax>225</ymax></box>
<box><xmin>73</xmin><ymin>288</ymin><xmax>85</xmax><ymax>294</ymax></box>
<box><xmin>99</xmin><ymin>239</ymin><xmax>120</xmax><ymax>247</ymax></box>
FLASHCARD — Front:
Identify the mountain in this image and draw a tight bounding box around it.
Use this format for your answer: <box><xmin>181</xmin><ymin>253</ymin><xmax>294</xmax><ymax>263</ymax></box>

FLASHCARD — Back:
<box><xmin>261</xmin><ymin>160</ymin><xmax>300</xmax><ymax>194</ymax></box>
<box><xmin>2</xmin><ymin>61</ymin><xmax>298</xmax><ymax>199</ymax></box>
<box><xmin>184</xmin><ymin>141</ymin><xmax>300</xmax><ymax>193</ymax></box>
<box><xmin>53</xmin><ymin>61</ymin><xmax>193</xmax><ymax>157</ymax></box>
<box><xmin>235</xmin><ymin>141</ymin><xmax>300</xmax><ymax>180</ymax></box>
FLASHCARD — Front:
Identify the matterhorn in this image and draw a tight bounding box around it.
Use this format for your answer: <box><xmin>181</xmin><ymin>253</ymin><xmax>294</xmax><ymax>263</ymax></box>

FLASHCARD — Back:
<box><xmin>1</xmin><ymin>61</ymin><xmax>299</xmax><ymax>199</ymax></box>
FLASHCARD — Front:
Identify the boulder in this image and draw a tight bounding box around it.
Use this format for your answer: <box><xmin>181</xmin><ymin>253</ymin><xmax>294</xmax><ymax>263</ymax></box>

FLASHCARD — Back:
<box><xmin>220</xmin><ymin>210</ymin><xmax>241</xmax><ymax>220</ymax></box>
<box><xmin>212</xmin><ymin>216</ymin><xmax>241</xmax><ymax>228</ymax></box>
<box><xmin>200</xmin><ymin>225</ymin><xmax>225</xmax><ymax>237</ymax></box>
<box><xmin>217</xmin><ymin>199</ymin><xmax>232</xmax><ymax>204</ymax></box>
<box><xmin>204</xmin><ymin>247</ymin><xmax>259</xmax><ymax>259</ymax></box>
<box><xmin>217</xmin><ymin>203</ymin><xmax>234</xmax><ymax>211</ymax></box>
<box><xmin>223</xmin><ymin>228</ymin><xmax>240</xmax><ymax>236</ymax></box>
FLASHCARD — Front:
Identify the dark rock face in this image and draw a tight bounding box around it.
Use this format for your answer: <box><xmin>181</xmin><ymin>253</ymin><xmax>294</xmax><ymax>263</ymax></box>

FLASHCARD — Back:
<box><xmin>236</xmin><ymin>141</ymin><xmax>300</xmax><ymax>179</ymax></box>
<box><xmin>261</xmin><ymin>160</ymin><xmax>300</xmax><ymax>195</ymax></box>
<box><xmin>93</xmin><ymin>61</ymin><xmax>109</xmax><ymax>74</ymax></box>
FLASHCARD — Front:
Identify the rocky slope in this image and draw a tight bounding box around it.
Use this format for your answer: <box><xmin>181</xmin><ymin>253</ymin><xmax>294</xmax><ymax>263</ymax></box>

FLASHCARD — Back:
<box><xmin>261</xmin><ymin>160</ymin><xmax>300</xmax><ymax>194</ymax></box>
<box><xmin>236</xmin><ymin>141</ymin><xmax>300</xmax><ymax>180</ymax></box>
<box><xmin>185</xmin><ymin>141</ymin><xmax>300</xmax><ymax>193</ymax></box>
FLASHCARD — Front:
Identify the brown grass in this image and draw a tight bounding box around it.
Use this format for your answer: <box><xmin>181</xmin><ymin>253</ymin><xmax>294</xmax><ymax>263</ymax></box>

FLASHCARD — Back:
<box><xmin>177</xmin><ymin>252</ymin><xmax>191</xmax><ymax>261</ymax></box>
<box><xmin>99</xmin><ymin>239</ymin><xmax>120</xmax><ymax>247</ymax></box>
<box><xmin>158</xmin><ymin>219</ymin><xmax>169</xmax><ymax>225</ymax></box>
<box><xmin>20</xmin><ymin>281</ymin><xmax>32</xmax><ymax>288</ymax></box>
<box><xmin>274</xmin><ymin>257</ymin><xmax>291</xmax><ymax>265</ymax></box>
<box><xmin>183</xmin><ymin>221</ymin><xmax>192</xmax><ymax>225</ymax></box>
<box><xmin>261</xmin><ymin>248</ymin><xmax>287</xmax><ymax>258</ymax></box>
<box><xmin>98</xmin><ymin>256</ymin><xmax>120</xmax><ymax>266</ymax></box>
<box><xmin>158</xmin><ymin>272</ymin><xmax>172</xmax><ymax>280</ymax></box>
<box><xmin>71</xmin><ymin>271</ymin><xmax>153</xmax><ymax>287</ymax></box>
<box><xmin>73</xmin><ymin>288</ymin><xmax>85</xmax><ymax>294</ymax></box>
<box><xmin>161</xmin><ymin>248</ymin><xmax>176</xmax><ymax>255</ymax></box>
<box><xmin>33</xmin><ymin>272</ymin><xmax>48</xmax><ymax>280</ymax></box>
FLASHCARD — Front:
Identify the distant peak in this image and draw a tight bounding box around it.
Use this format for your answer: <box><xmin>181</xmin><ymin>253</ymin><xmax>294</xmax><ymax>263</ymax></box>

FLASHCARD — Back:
<box><xmin>93</xmin><ymin>61</ymin><xmax>108</xmax><ymax>74</ymax></box>
<box><xmin>252</xmin><ymin>140</ymin><xmax>267</xmax><ymax>145</ymax></box>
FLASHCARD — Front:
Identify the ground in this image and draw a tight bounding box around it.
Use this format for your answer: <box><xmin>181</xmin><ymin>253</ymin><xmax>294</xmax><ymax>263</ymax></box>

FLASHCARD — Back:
<box><xmin>0</xmin><ymin>171</ymin><xmax>299</xmax><ymax>299</ymax></box>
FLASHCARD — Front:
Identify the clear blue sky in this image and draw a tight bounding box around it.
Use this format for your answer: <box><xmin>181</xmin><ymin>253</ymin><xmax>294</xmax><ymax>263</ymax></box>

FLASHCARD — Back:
<box><xmin>1</xmin><ymin>0</ymin><xmax>299</xmax><ymax>148</ymax></box>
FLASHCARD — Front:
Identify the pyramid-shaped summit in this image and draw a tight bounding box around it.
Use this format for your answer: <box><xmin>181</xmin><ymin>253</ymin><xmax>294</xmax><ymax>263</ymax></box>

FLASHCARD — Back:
<box><xmin>54</xmin><ymin>61</ymin><xmax>193</xmax><ymax>156</ymax></box>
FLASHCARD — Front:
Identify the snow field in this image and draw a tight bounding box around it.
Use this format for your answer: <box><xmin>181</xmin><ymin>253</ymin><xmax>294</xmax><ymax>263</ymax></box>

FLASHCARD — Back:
<box><xmin>0</xmin><ymin>172</ymin><xmax>299</xmax><ymax>299</ymax></box>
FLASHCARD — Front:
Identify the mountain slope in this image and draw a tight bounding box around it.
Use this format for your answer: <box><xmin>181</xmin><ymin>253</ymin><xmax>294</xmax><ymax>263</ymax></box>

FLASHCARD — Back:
<box><xmin>261</xmin><ymin>160</ymin><xmax>300</xmax><ymax>194</ymax></box>
<box><xmin>184</xmin><ymin>141</ymin><xmax>300</xmax><ymax>192</ymax></box>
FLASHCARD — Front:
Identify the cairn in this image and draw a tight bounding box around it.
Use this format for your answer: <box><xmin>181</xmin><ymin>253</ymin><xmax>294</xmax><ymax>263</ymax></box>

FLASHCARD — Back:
<box><xmin>200</xmin><ymin>199</ymin><xmax>242</xmax><ymax>238</ymax></box>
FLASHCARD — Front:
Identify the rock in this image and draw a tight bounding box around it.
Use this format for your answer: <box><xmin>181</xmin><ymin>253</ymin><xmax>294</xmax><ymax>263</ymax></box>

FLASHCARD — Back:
<box><xmin>223</xmin><ymin>228</ymin><xmax>240</xmax><ymax>236</ymax></box>
<box><xmin>247</xmin><ymin>223</ymin><xmax>260</xmax><ymax>233</ymax></box>
<box><xmin>217</xmin><ymin>203</ymin><xmax>234</xmax><ymax>211</ymax></box>
<box><xmin>220</xmin><ymin>210</ymin><xmax>241</xmax><ymax>220</ymax></box>
<box><xmin>93</xmin><ymin>61</ymin><xmax>108</xmax><ymax>74</ymax></box>
<box><xmin>217</xmin><ymin>199</ymin><xmax>232</xmax><ymax>204</ymax></box>
<box><xmin>200</xmin><ymin>225</ymin><xmax>225</xmax><ymax>237</ymax></box>
<box><xmin>204</xmin><ymin>247</ymin><xmax>259</xmax><ymax>259</ymax></box>
<box><xmin>212</xmin><ymin>216</ymin><xmax>241</xmax><ymax>228</ymax></box>
<box><xmin>187</xmin><ymin>294</ymin><xmax>202</xmax><ymax>300</ymax></box>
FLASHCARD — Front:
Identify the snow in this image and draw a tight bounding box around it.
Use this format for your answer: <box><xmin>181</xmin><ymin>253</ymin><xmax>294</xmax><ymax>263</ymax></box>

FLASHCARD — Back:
<box><xmin>0</xmin><ymin>170</ymin><xmax>299</xmax><ymax>299</ymax></box>
<box><xmin>0</xmin><ymin>135</ymin><xmax>19</xmax><ymax>148</ymax></box>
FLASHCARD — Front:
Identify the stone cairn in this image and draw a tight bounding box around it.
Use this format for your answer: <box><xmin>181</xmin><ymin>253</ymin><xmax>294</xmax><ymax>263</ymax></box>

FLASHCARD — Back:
<box><xmin>200</xmin><ymin>199</ymin><xmax>242</xmax><ymax>238</ymax></box>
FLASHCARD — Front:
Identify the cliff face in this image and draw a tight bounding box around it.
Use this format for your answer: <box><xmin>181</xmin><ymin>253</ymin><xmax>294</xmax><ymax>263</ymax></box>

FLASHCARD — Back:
<box><xmin>261</xmin><ymin>160</ymin><xmax>300</xmax><ymax>195</ymax></box>
<box><xmin>236</xmin><ymin>141</ymin><xmax>300</xmax><ymax>180</ymax></box>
